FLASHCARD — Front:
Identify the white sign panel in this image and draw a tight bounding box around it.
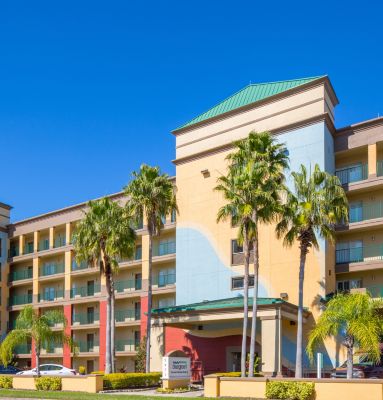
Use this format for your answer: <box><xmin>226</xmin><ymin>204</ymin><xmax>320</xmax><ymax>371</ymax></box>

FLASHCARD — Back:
<box><xmin>162</xmin><ymin>356</ymin><xmax>191</xmax><ymax>380</ymax></box>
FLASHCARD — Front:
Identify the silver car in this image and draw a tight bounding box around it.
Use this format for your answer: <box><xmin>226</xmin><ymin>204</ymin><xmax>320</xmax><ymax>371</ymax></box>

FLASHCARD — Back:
<box><xmin>17</xmin><ymin>364</ymin><xmax>76</xmax><ymax>376</ymax></box>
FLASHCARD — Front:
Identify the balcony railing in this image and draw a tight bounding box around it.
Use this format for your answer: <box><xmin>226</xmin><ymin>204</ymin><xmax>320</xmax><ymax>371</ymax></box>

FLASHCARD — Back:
<box><xmin>54</xmin><ymin>236</ymin><xmax>66</xmax><ymax>248</ymax></box>
<box><xmin>71</xmin><ymin>260</ymin><xmax>90</xmax><ymax>271</ymax></box>
<box><xmin>23</xmin><ymin>243</ymin><xmax>34</xmax><ymax>255</ymax></box>
<box><xmin>72</xmin><ymin>312</ymin><xmax>100</xmax><ymax>325</ymax></box>
<box><xmin>75</xmin><ymin>340</ymin><xmax>99</xmax><ymax>353</ymax></box>
<box><xmin>9</xmin><ymin>246</ymin><xmax>20</xmax><ymax>257</ymax></box>
<box><xmin>14</xmin><ymin>343</ymin><xmax>32</xmax><ymax>354</ymax></box>
<box><xmin>38</xmin><ymin>289</ymin><xmax>64</xmax><ymax>302</ymax></box>
<box><xmin>115</xmin><ymin>309</ymin><xmax>140</xmax><ymax>322</ymax></box>
<box><xmin>70</xmin><ymin>283</ymin><xmax>101</xmax><ymax>298</ymax></box>
<box><xmin>9</xmin><ymin>268</ymin><xmax>33</xmax><ymax>282</ymax></box>
<box><xmin>115</xmin><ymin>279</ymin><xmax>142</xmax><ymax>293</ymax></box>
<box><xmin>377</xmin><ymin>160</ymin><xmax>383</xmax><ymax>177</ymax></box>
<box><xmin>40</xmin><ymin>263</ymin><xmax>65</xmax><ymax>277</ymax></box>
<box><xmin>153</xmin><ymin>273</ymin><xmax>176</xmax><ymax>287</ymax></box>
<box><xmin>336</xmin><ymin>244</ymin><xmax>383</xmax><ymax>264</ymax></box>
<box><xmin>9</xmin><ymin>293</ymin><xmax>33</xmax><ymax>306</ymax></box>
<box><xmin>335</xmin><ymin>164</ymin><xmax>368</xmax><ymax>185</ymax></box>
<box><xmin>115</xmin><ymin>339</ymin><xmax>138</xmax><ymax>352</ymax></box>
<box><xmin>38</xmin><ymin>239</ymin><xmax>50</xmax><ymax>251</ymax></box>
<box><xmin>349</xmin><ymin>201</ymin><xmax>383</xmax><ymax>223</ymax></box>
<box><xmin>153</xmin><ymin>241</ymin><xmax>176</xmax><ymax>257</ymax></box>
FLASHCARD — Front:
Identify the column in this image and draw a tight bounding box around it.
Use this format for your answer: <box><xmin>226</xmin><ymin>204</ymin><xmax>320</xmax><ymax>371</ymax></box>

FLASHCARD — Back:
<box><xmin>32</xmin><ymin>257</ymin><xmax>40</xmax><ymax>303</ymax></box>
<box><xmin>33</xmin><ymin>231</ymin><xmax>39</xmax><ymax>253</ymax></box>
<box><xmin>150</xmin><ymin>319</ymin><xmax>165</xmax><ymax>371</ymax></box>
<box><xmin>64</xmin><ymin>251</ymin><xmax>72</xmax><ymax>300</ymax></box>
<box><xmin>99</xmin><ymin>300</ymin><xmax>107</xmax><ymax>372</ymax></box>
<box><xmin>368</xmin><ymin>143</ymin><xmax>377</xmax><ymax>177</ymax></box>
<box><xmin>65</xmin><ymin>222</ymin><xmax>72</xmax><ymax>245</ymax></box>
<box><xmin>19</xmin><ymin>235</ymin><xmax>24</xmax><ymax>256</ymax></box>
<box><xmin>49</xmin><ymin>227</ymin><xmax>54</xmax><ymax>249</ymax></box>
<box><xmin>63</xmin><ymin>304</ymin><xmax>72</xmax><ymax>368</ymax></box>
<box><xmin>31</xmin><ymin>339</ymin><xmax>36</xmax><ymax>368</ymax></box>
<box><xmin>260</xmin><ymin>311</ymin><xmax>282</xmax><ymax>377</ymax></box>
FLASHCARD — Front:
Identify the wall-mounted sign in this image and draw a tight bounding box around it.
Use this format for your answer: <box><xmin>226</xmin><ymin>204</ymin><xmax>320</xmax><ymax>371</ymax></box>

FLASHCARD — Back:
<box><xmin>162</xmin><ymin>356</ymin><xmax>191</xmax><ymax>380</ymax></box>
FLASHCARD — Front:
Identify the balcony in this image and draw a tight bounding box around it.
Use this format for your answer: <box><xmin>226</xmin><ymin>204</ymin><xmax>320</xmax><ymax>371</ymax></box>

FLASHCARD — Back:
<box><xmin>54</xmin><ymin>236</ymin><xmax>66</xmax><ymax>248</ymax></box>
<box><xmin>40</xmin><ymin>262</ymin><xmax>65</xmax><ymax>277</ymax></box>
<box><xmin>336</xmin><ymin>244</ymin><xmax>383</xmax><ymax>264</ymax></box>
<box><xmin>38</xmin><ymin>289</ymin><xmax>64</xmax><ymax>302</ymax></box>
<box><xmin>377</xmin><ymin>161</ymin><xmax>383</xmax><ymax>177</ymax></box>
<box><xmin>153</xmin><ymin>272</ymin><xmax>176</xmax><ymax>287</ymax></box>
<box><xmin>75</xmin><ymin>340</ymin><xmax>99</xmax><ymax>353</ymax></box>
<box><xmin>349</xmin><ymin>201</ymin><xmax>383</xmax><ymax>223</ymax></box>
<box><xmin>23</xmin><ymin>243</ymin><xmax>34</xmax><ymax>255</ymax></box>
<box><xmin>115</xmin><ymin>339</ymin><xmax>138</xmax><ymax>353</ymax></box>
<box><xmin>9</xmin><ymin>246</ymin><xmax>20</xmax><ymax>258</ymax></box>
<box><xmin>38</xmin><ymin>239</ymin><xmax>50</xmax><ymax>252</ymax></box>
<box><xmin>119</xmin><ymin>246</ymin><xmax>142</xmax><ymax>263</ymax></box>
<box><xmin>335</xmin><ymin>164</ymin><xmax>368</xmax><ymax>185</ymax></box>
<box><xmin>115</xmin><ymin>279</ymin><xmax>142</xmax><ymax>293</ymax></box>
<box><xmin>70</xmin><ymin>284</ymin><xmax>101</xmax><ymax>298</ymax></box>
<box><xmin>14</xmin><ymin>343</ymin><xmax>32</xmax><ymax>354</ymax></box>
<box><xmin>9</xmin><ymin>268</ymin><xmax>33</xmax><ymax>282</ymax></box>
<box><xmin>72</xmin><ymin>312</ymin><xmax>100</xmax><ymax>325</ymax></box>
<box><xmin>115</xmin><ymin>309</ymin><xmax>140</xmax><ymax>323</ymax></box>
<box><xmin>9</xmin><ymin>293</ymin><xmax>32</xmax><ymax>306</ymax></box>
<box><xmin>153</xmin><ymin>241</ymin><xmax>176</xmax><ymax>257</ymax></box>
<box><xmin>72</xmin><ymin>260</ymin><xmax>91</xmax><ymax>272</ymax></box>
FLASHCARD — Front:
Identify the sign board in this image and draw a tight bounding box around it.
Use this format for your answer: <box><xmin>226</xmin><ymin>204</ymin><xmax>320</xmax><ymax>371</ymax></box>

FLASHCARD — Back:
<box><xmin>162</xmin><ymin>356</ymin><xmax>191</xmax><ymax>380</ymax></box>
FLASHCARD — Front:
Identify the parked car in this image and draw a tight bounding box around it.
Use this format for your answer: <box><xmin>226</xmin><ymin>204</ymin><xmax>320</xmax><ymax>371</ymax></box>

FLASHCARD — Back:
<box><xmin>331</xmin><ymin>353</ymin><xmax>383</xmax><ymax>379</ymax></box>
<box><xmin>16</xmin><ymin>364</ymin><xmax>76</xmax><ymax>376</ymax></box>
<box><xmin>0</xmin><ymin>365</ymin><xmax>21</xmax><ymax>374</ymax></box>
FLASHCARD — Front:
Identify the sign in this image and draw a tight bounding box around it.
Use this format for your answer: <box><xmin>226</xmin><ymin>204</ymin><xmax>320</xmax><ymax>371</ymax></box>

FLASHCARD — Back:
<box><xmin>162</xmin><ymin>356</ymin><xmax>191</xmax><ymax>380</ymax></box>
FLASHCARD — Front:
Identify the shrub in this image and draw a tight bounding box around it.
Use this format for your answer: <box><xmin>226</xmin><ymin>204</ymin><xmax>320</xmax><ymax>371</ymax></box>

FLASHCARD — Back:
<box><xmin>79</xmin><ymin>366</ymin><xmax>86</xmax><ymax>375</ymax></box>
<box><xmin>213</xmin><ymin>372</ymin><xmax>263</xmax><ymax>377</ymax></box>
<box><xmin>35</xmin><ymin>377</ymin><xmax>62</xmax><ymax>391</ymax></box>
<box><xmin>266</xmin><ymin>381</ymin><xmax>315</xmax><ymax>400</ymax></box>
<box><xmin>0</xmin><ymin>376</ymin><xmax>12</xmax><ymax>389</ymax></box>
<box><xmin>103</xmin><ymin>372</ymin><xmax>161</xmax><ymax>390</ymax></box>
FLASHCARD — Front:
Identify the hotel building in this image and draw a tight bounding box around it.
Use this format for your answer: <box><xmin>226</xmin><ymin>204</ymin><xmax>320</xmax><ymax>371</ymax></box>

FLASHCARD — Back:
<box><xmin>1</xmin><ymin>75</ymin><xmax>383</xmax><ymax>377</ymax></box>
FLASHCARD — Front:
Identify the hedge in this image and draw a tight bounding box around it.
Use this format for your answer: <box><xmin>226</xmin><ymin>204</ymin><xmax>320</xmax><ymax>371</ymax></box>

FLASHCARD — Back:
<box><xmin>0</xmin><ymin>376</ymin><xmax>12</xmax><ymax>389</ymax></box>
<box><xmin>214</xmin><ymin>372</ymin><xmax>263</xmax><ymax>377</ymax></box>
<box><xmin>103</xmin><ymin>372</ymin><xmax>161</xmax><ymax>390</ymax></box>
<box><xmin>35</xmin><ymin>377</ymin><xmax>62</xmax><ymax>391</ymax></box>
<box><xmin>266</xmin><ymin>381</ymin><xmax>315</xmax><ymax>400</ymax></box>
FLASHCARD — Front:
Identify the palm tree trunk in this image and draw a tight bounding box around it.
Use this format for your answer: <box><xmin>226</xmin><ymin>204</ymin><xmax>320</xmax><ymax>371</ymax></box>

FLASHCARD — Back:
<box><xmin>241</xmin><ymin>229</ymin><xmax>250</xmax><ymax>377</ymax></box>
<box><xmin>105</xmin><ymin>272</ymin><xmax>112</xmax><ymax>374</ymax></box>
<box><xmin>111</xmin><ymin>277</ymin><xmax>116</xmax><ymax>373</ymax></box>
<box><xmin>295</xmin><ymin>242</ymin><xmax>308</xmax><ymax>378</ymax></box>
<box><xmin>249</xmin><ymin>235</ymin><xmax>259</xmax><ymax>377</ymax></box>
<box><xmin>346</xmin><ymin>337</ymin><xmax>354</xmax><ymax>379</ymax></box>
<box><xmin>35</xmin><ymin>344</ymin><xmax>40</xmax><ymax>377</ymax></box>
<box><xmin>145</xmin><ymin>232</ymin><xmax>153</xmax><ymax>373</ymax></box>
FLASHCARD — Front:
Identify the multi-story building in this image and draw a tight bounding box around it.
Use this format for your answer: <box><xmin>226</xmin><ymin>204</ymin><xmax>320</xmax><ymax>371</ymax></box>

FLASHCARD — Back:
<box><xmin>1</xmin><ymin>75</ymin><xmax>382</xmax><ymax>377</ymax></box>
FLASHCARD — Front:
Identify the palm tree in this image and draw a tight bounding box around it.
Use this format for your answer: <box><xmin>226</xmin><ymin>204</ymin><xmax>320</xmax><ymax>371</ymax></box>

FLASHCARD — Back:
<box><xmin>226</xmin><ymin>132</ymin><xmax>289</xmax><ymax>377</ymax></box>
<box><xmin>216</xmin><ymin>172</ymin><xmax>255</xmax><ymax>377</ymax></box>
<box><xmin>72</xmin><ymin>197</ymin><xmax>136</xmax><ymax>374</ymax></box>
<box><xmin>276</xmin><ymin>164</ymin><xmax>348</xmax><ymax>378</ymax></box>
<box><xmin>307</xmin><ymin>293</ymin><xmax>383</xmax><ymax>379</ymax></box>
<box><xmin>124</xmin><ymin>164</ymin><xmax>177</xmax><ymax>373</ymax></box>
<box><xmin>0</xmin><ymin>306</ymin><xmax>71</xmax><ymax>376</ymax></box>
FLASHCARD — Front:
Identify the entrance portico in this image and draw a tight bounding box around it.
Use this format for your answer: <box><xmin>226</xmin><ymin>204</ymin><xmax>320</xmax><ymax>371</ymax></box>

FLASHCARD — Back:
<box><xmin>150</xmin><ymin>297</ymin><xmax>309</xmax><ymax>379</ymax></box>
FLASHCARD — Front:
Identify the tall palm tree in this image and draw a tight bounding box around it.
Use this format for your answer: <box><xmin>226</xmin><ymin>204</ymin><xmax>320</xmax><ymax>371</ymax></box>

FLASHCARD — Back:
<box><xmin>124</xmin><ymin>164</ymin><xmax>177</xmax><ymax>373</ymax></box>
<box><xmin>227</xmin><ymin>132</ymin><xmax>288</xmax><ymax>376</ymax></box>
<box><xmin>72</xmin><ymin>197</ymin><xmax>136</xmax><ymax>374</ymax></box>
<box><xmin>0</xmin><ymin>306</ymin><xmax>71</xmax><ymax>376</ymax></box>
<box><xmin>276</xmin><ymin>164</ymin><xmax>348</xmax><ymax>378</ymax></box>
<box><xmin>216</xmin><ymin>172</ymin><xmax>255</xmax><ymax>377</ymax></box>
<box><xmin>307</xmin><ymin>293</ymin><xmax>383</xmax><ymax>379</ymax></box>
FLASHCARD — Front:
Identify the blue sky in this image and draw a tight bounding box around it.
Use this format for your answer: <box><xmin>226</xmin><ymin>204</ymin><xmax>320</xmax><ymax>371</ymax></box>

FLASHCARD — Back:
<box><xmin>1</xmin><ymin>0</ymin><xmax>382</xmax><ymax>221</ymax></box>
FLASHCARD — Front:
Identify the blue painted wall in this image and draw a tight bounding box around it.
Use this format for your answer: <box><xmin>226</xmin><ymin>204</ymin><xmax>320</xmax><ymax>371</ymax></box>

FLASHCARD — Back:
<box><xmin>176</xmin><ymin>121</ymin><xmax>334</xmax><ymax>306</ymax></box>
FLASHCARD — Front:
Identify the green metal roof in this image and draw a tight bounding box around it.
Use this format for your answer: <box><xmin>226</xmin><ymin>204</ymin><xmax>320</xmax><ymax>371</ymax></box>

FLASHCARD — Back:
<box><xmin>176</xmin><ymin>76</ymin><xmax>326</xmax><ymax>131</ymax></box>
<box><xmin>152</xmin><ymin>296</ymin><xmax>284</xmax><ymax>314</ymax></box>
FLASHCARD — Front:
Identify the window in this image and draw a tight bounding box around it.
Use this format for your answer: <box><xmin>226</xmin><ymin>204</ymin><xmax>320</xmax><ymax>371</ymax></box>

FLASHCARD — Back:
<box><xmin>231</xmin><ymin>275</ymin><xmax>255</xmax><ymax>290</ymax></box>
<box><xmin>0</xmin><ymin>238</ymin><xmax>2</xmax><ymax>257</ymax></box>
<box><xmin>337</xmin><ymin>279</ymin><xmax>362</xmax><ymax>293</ymax></box>
<box><xmin>158</xmin><ymin>296</ymin><xmax>175</xmax><ymax>308</ymax></box>
<box><xmin>231</xmin><ymin>240</ymin><xmax>254</xmax><ymax>265</ymax></box>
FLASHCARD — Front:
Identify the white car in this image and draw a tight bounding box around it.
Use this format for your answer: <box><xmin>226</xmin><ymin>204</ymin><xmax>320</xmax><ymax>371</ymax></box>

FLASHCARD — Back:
<box><xmin>17</xmin><ymin>364</ymin><xmax>76</xmax><ymax>376</ymax></box>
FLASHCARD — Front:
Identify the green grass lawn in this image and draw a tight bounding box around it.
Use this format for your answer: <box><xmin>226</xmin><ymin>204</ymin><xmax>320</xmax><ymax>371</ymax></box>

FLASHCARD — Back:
<box><xmin>0</xmin><ymin>389</ymin><xmax>225</xmax><ymax>400</ymax></box>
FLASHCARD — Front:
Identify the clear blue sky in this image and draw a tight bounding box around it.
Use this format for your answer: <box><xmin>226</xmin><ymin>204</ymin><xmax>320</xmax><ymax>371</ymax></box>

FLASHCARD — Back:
<box><xmin>1</xmin><ymin>0</ymin><xmax>382</xmax><ymax>221</ymax></box>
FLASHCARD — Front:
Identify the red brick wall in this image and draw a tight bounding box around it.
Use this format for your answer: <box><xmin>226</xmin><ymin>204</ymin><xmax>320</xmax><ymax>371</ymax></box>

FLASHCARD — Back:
<box><xmin>99</xmin><ymin>300</ymin><xmax>107</xmax><ymax>371</ymax></box>
<box><xmin>63</xmin><ymin>304</ymin><xmax>72</xmax><ymax>368</ymax></box>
